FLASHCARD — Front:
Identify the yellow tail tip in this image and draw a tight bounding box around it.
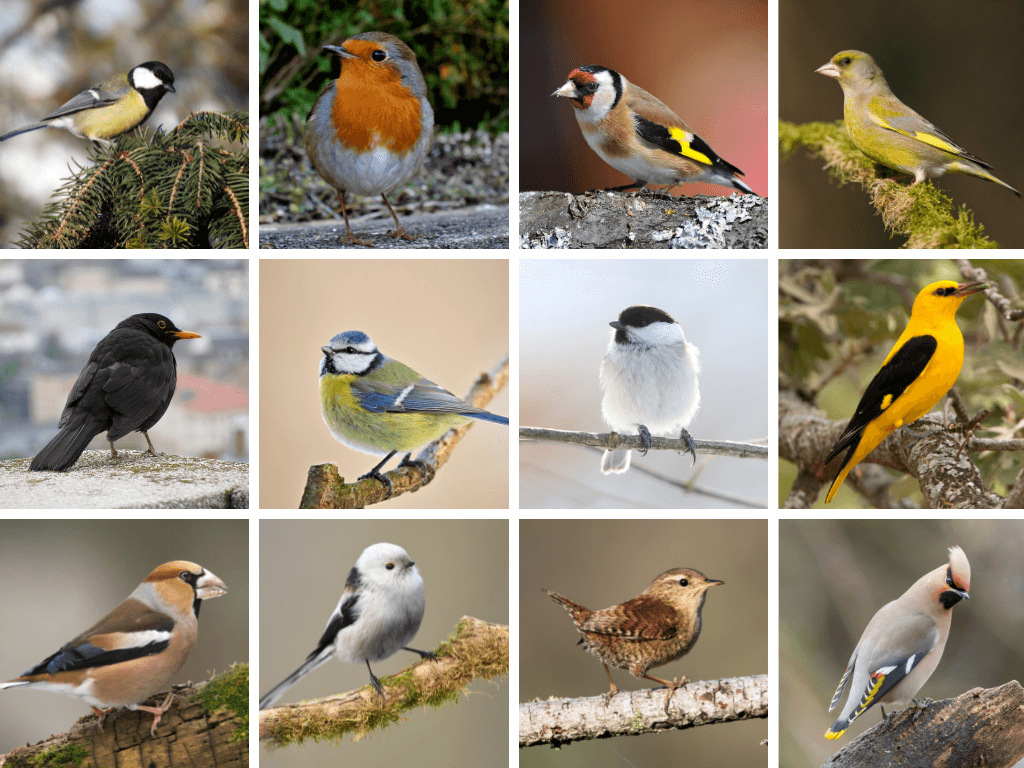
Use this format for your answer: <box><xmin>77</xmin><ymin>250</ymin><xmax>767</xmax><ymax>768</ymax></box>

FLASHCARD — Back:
<box><xmin>825</xmin><ymin>729</ymin><xmax>844</xmax><ymax>740</ymax></box>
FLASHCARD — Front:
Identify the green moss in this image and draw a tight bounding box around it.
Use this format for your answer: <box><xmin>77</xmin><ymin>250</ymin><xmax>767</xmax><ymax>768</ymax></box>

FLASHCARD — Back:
<box><xmin>195</xmin><ymin>662</ymin><xmax>249</xmax><ymax>743</ymax></box>
<box><xmin>10</xmin><ymin>744</ymin><xmax>91</xmax><ymax>768</ymax></box>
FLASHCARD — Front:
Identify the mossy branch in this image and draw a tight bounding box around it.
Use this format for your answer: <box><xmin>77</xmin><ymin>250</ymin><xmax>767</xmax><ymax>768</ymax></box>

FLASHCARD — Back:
<box><xmin>519</xmin><ymin>673</ymin><xmax>767</xmax><ymax>747</ymax></box>
<box><xmin>780</xmin><ymin>119</ymin><xmax>1002</xmax><ymax>249</ymax></box>
<box><xmin>258</xmin><ymin>616</ymin><xmax>509</xmax><ymax>746</ymax></box>
<box><xmin>299</xmin><ymin>355</ymin><xmax>509</xmax><ymax>508</ymax></box>
<box><xmin>0</xmin><ymin>666</ymin><xmax>248</xmax><ymax>768</ymax></box>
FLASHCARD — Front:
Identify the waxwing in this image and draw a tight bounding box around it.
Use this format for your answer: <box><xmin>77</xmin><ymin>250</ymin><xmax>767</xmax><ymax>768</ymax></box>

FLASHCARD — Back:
<box><xmin>825</xmin><ymin>545</ymin><xmax>970</xmax><ymax>740</ymax></box>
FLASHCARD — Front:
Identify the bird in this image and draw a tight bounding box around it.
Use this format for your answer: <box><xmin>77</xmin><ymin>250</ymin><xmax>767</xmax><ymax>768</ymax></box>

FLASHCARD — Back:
<box><xmin>824</xmin><ymin>280</ymin><xmax>988</xmax><ymax>504</ymax></box>
<box><xmin>600</xmin><ymin>305</ymin><xmax>700</xmax><ymax>474</ymax></box>
<box><xmin>259</xmin><ymin>543</ymin><xmax>435</xmax><ymax>709</ymax></box>
<box><xmin>0</xmin><ymin>561</ymin><xmax>227</xmax><ymax>737</ymax></box>
<box><xmin>552</xmin><ymin>65</ymin><xmax>756</xmax><ymax>196</ymax></box>
<box><xmin>29</xmin><ymin>313</ymin><xmax>201</xmax><ymax>472</ymax></box>
<box><xmin>544</xmin><ymin>568</ymin><xmax>723</xmax><ymax>712</ymax></box>
<box><xmin>825</xmin><ymin>546</ymin><xmax>970</xmax><ymax>740</ymax></box>
<box><xmin>0</xmin><ymin>61</ymin><xmax>175</xmax><ymax>145</ymax></box>
<box><xmin>305</xmin><ymin>32</ymin><xmax>434</xmax><ymax>246</ymax></box>
<box><xmin>319</xmin><ymin>330</ymin><xmax>508</xmax><ymax>496</ymax></box>
<box><xmin>816</xmin><ymin>50</ymin><xmax>1021</xmax><ymax>198</ymax></box>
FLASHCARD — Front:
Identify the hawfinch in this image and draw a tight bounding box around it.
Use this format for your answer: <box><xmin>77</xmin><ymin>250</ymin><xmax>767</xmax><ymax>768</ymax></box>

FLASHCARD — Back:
<box><xmin>825</xmin><ymin>546</ymin><xmax>970</xmax><ymax>740</ymax></box>
<box><xmin>0</xmin><ymin>561</ymin><xmax>227</xmax><ymax>737</ymax></box>
<box><xmin>552</xmin><ymin>65</ymin><xmax>757</xmax><ymax>196</ymax></box>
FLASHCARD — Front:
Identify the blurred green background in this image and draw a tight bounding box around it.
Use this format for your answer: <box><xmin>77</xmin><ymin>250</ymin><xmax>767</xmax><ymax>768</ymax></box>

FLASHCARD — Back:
<box><xmin>0</xmin><ymin>519</ymin><xmax>248</xmax><ymax>753</ymax></box>
<box><xmin>520</xmin><ymin>519</ymin><xmax>768</xmax><ymax>768</ymax></box>
<box><xmin>259</xmin><ymin>0</ymin><xmax>509</xmax><ymax>131</ymax></box>
<box><xmin>781</xmin><ymin>519</ymin><xmax>1024</xmax><ymax>767</ymax></box>
<box><xmin>779</xmin><ymin>258</ymin><xmax>1024</xmax><ymax>508</ymax></box>
<box><xmin>259</xmin><ymin>519</ymin><xmax>508</xmax><ymax>768</ymax></box>
<box><xmin>779</xmin><ymin>0</ymin><xmax>1024</xmax><ymax>248</ymax></box>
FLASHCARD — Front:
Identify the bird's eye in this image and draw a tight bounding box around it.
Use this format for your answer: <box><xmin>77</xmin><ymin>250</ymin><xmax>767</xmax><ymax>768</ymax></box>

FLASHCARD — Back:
<box><xmin>678</xmin><ymin>578</ymin><xmax>689</xmax><ymax>587</ymax></box>
<box><xmin>344</xmin><ymin>347</ymin><xmax>356</xmax><ymax>354</ymax></box>
<box><xmin>158</xmin><ymin>321</ymin><xmax>166</xmax><ymax>329</ymax></box>
<box><xmin>179</xmin><ymin>570</ymin><xmax>194</xmax><ymax>583</ymax></box>
<box><xmin>372</xmin><ymin>49</ymin><xmax>387</xmax><ymax>62</ymax></box>
<box><xmin>841</xmin><ymin>57</ymin><xmax>851</xmax><ymax>66</ymax></box>
<box><xmin>385</xmin><ymin>562</ymin><xmax>395</xmax><ymax>570</ymax></box>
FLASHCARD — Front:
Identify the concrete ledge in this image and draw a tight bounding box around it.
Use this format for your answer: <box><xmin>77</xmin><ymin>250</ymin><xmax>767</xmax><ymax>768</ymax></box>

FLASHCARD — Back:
<box><xmin>1</xmin><ymin>451</ymin><xmax>249</xmax><ymax>509</ymax></box>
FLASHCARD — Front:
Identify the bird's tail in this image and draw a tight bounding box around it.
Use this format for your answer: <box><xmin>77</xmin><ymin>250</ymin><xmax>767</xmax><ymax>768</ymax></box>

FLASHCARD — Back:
<box><xmin>600</xmin><ymin>449</ymin><xmax>631</xmax><ymax>474</ymax></box>
<box><xmin>259</xmin><ymin>648</ymin><xmax>334</xmax><ymax>710</ymax></box>
<box><xmin>949</xmin><ymin>161</ymin><xmax>1022</xmax><ymax>198</ymax></box>
<box><xmin>543</xmin><ymin>589</ymin><xmax>590</xmax><ymax>624</ymax></box>
<box><xmin>29</xmin><ymin>415</ymin><xmax>105</xmax><ymax>471</ymax></box>
<box><xmin>0</xmin><ymin>123</ymin><xmax>48</xmax><ymax>142</ymax></box>
<box><xmin>466</xmin><ymin>410</ymin><xmax>508</xmax><ymax>425</ymax></box>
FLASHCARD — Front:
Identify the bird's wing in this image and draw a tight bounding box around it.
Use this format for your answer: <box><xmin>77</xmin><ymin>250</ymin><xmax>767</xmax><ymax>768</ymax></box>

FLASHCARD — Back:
<box><xmin>57</xmin><ymin>360</ymin><xmax>102</xmax><ymax>427</ymax></box>
<box><xmin>350</xmin><ymin>376</ymin><xmax>476</xmax><ymax>415</ymax></box>
<box><xmin>99</xmin><ymin>336</ymin><xmax>176</xmax><ymax>433</ymax></box>
<box><xmin>848</xmin><ymin>615</ymin><xmax>938</xmax><ymax>714</ymax></box>
<box><xmin>41</xmin><ymin>86</ymin><xmax>125</xmax><ymax>121</ymax></box>
<box><xmin>825</xmin><ymin>334</ymin><xmax>938</xmax><ymax>464</ymax></box>
<box><xmin>865</xmin><ymin>100</ymin><xmax>990</xmax><ymax>167</ymax></box>
<box><xmin>580</xmin><ymin>595</ymin><xmax>678</xmax><ymax>640</ymax></box>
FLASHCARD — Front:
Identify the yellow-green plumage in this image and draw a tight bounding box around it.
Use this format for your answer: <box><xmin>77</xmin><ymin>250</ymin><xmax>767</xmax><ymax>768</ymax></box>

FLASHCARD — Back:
<box><xmin>816</xmin><ymin>50</ymin><xmax>1021</xmax><ymax>198</ymax></box>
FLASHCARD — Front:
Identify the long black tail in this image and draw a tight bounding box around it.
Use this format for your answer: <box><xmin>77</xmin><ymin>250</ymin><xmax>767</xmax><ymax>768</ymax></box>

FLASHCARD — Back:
<box><xmin>29</xmin><ymin>415</ymin><xmax>106</xmax><ymax>471</ymax></box>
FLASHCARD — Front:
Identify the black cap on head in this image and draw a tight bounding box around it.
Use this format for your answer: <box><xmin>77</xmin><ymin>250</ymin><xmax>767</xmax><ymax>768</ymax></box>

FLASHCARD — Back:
<box><xmin>614</xmin><ymin>305</ymin><xmax>678</xmax><ymax>329</ymax></box>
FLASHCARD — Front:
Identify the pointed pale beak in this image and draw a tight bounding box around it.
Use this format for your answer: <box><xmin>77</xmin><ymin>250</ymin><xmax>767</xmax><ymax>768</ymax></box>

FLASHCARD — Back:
<box><xmin>196</xmin><ymin>570</ymin><xmax>228</xmax><ymax>600</ymax></box>
<box><xmin>815</xmin><ymin>62</ymin><xmax>840</xmax><ymax>78</ymax></box>
<box><xmin>552</xmin><ymin>81</ymin><xmax>577</xmax><ymax>98</ymax></box>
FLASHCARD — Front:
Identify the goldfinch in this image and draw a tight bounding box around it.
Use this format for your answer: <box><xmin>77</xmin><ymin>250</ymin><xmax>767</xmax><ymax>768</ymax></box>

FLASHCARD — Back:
<box><xmin>0</xmin><ymin>561</ymin><xmax>227</xmax><ymax>737</ymax></box>
<box><xmin>552</xmin><ymin>65</ymin><xmax>756</xmax><ymax>196</ymax></box>
<box><xmin>816</xmin><ymin>51</ymin><xmax>1021</xmax><ymax>198</ymax></box>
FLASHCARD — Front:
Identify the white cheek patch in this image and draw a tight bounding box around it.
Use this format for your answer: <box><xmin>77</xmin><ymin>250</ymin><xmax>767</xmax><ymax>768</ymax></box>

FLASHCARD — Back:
<box><xmin>131</xmin><ymin>67</ymin><xmax>165</xmax><ymax>90</ymax></box>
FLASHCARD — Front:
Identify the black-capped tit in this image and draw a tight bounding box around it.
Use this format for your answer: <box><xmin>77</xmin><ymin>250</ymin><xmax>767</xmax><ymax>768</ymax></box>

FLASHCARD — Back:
<box><xmin>600</xmin><ymin>305</ymin><xmax>701</xmax><ymax>474</ymax></box>
<box><xmin>0</xmin><ymin>61</ymin><xmax>175</xmax><ymax>145</ymax></box>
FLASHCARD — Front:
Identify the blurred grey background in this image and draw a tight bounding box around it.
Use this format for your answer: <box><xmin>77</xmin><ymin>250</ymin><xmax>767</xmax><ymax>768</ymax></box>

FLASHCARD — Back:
<box><xmin>0</xmin><ymin>519</ymin><xmax>248</xmax><ymax>753</ymax></box>
<box><xmin>781</xmin><ymin>520</ymin><xmax>1024</xmax><ymax>768</ymax></box>
<box><xmin>259</xmin><ymin>519</ymin><xmax>509</xmax><ymax>768</ymax></box>
<box><xmin>521</xmin><ymin>519</ymin><xmax>768</xmax><ymax>767</ymax></box>
<box><xmin>520</xmin><ymin>258</ymin><xmax>772</xmax><ymax>508</ymax></box>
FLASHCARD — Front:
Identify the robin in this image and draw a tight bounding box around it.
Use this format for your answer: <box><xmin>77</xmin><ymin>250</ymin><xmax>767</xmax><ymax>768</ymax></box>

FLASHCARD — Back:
<box><xmin>29</xmin><ymin>313</ymin><xmax>201</xmax><ymax>471</ymax></box>
<box><xmin>305</xmin><ymin>32</ymin><xmax>434</xmax><ymax>247</ymax></box>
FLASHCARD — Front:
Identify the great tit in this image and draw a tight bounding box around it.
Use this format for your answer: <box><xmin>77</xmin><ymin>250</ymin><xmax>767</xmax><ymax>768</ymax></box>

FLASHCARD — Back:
<box><xmin>319</xmin><ymin>330</ymin><xmax>508</xmax><ymax>495</ymax></box>
<box><xmin>0</xmin><ymin>61</ymin><xmax>175</xmax><ymax>145</ymax></box>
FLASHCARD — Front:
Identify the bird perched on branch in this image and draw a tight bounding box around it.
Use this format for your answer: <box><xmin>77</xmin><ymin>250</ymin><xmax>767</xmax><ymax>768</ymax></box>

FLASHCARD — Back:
<box><xmin>600</xmin><ymin>305</ymin><xmax>700</xmax><ymax>474</ymax></box>
<box><xmin>552</xmin><ymin>65</ymin><xmax>756</xmax><ymax>196</ymax></box>
<box><xmin>816</xmin><ymin>50</ymin><xmax>1021</xmax><ymax>198</ymax></box>
<box><xmin>544</xmin><ymin>568</ymin><xmax>723</xmax><ymax>712</ymax></box>
<box><xmin>29</xmin><ymin>313</ymin><xmax>201</xmax><ymax>471</ymax></box>
<box><xmin>319</xmin><ymin>330</ymin><xmax>508</xmax><ymax>496</ymax></box>
<box><xmin>823</xmin><ymin>280</ymin><xmax>988</xmax><ymax>504</ymax></box>
<box><xmin>0</xmin><ymin>561</ymin><xmax>227</xmax><ymax>736</ymax></box>
<box><xmin>259</xmin><ymin>543</ymin><xmax>435</xmax><ymax>709</ymax></box>
<box><xmin>825</xmin><ymin>546</ymin><xmax>970</xmax><ymax>740</ymax></box>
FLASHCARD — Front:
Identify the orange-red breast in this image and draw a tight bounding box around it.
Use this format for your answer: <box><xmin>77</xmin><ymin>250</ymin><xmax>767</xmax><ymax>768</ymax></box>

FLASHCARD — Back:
<box><xmin>553</xmin><ymin>65</ymin><xmax>756</xmax><ymax>196</ymax></box>
<box><xmin>305</xmin><ymin>32</ymin><xmax>433</xmax><ymax>246</ymax></box>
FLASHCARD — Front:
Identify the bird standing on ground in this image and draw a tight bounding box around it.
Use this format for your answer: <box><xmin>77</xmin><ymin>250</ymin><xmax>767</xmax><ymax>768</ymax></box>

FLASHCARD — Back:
<box><xmin>824</xmin><ymin>280</ymin><xmax>988</xmax><ymax>504</ymax></box>
<box><xmin>552</xmin><ymin>65</ymin><xmax>756</xmax><ymax>196</ymax></box>
<box><xmin>816</xmin><ymin>50</ymin><xmax>1021</xmax><ymax>198</ymax></box>
<box><xmin>319</xmin><ymin>330</ymin><xmax>508</xmax><ymax>496</ymax></box>
<box><xmin>0</xmin><ymin>561</ymin><xmax>228</xmax><ymax>736</ymax></box>
<box><xmin>0</xmin><ymin>62</ymin><xmax>176</xmax><ymax>145</ymax></box>
<box><xmin>305</xmin><ymin>32</ymin><xmax>434</xmax><ymax>246</ymax></box>
<box><xmin>600</xmin><ymin>305</ymin><xmax>700</xmax><ymax>474</ymax></box>
<box><xmin>259</xmin><ymin>543</ymin><xmax>435</xmax><ymax>709</ymax></box>
<box><xmin>826</xmin><ymin>546</ymin><xmax>970</xmax><ymax>740</ymax></box>
<box><xmin>544</xmin><ymin>568</ymin><xmax>723</xmax><ymax>712</ymax></box>
<box><xmin>30</xmin><ymin>313</ymin><xmax>201</xmax><ymax>472</ymax></box>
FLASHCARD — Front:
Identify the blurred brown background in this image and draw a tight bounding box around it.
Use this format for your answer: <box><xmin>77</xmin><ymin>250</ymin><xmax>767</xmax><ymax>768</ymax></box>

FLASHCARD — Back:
<box><xmin>521</xmin><ymin>519</ymin><xmax>768</xmax><ymax>767</ymax></box>
<box><xmin>259</xmin><ymin>519</ymin><xmax>509</xmax><ymax>768</ymax></box>
<box><xmin>258</xmin><ymin>259</ymin><xmax>509</xmax><ymax>509</ymax></box>
<box><xmin>780</xmin><ymin>0</ymin><xmax>1024</xmax><ymax>248</ymax></box>
<box><xmin>781</xmin><ymin>520</ymin><xmax>1024</xmax><ymax>767</ymax></box>
<box><xmin>522</xmin><ymin>0</ymin><xmax>768</xmax><ymax>198</ymax></box>
<box><xmin>0</xmin><ymin>519</ymin><xmax>248</xmax><ymax>753</ymax></box>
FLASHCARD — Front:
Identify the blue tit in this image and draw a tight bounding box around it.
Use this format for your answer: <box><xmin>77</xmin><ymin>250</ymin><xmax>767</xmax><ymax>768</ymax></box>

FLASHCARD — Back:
<box><xmin>0</xmin><ymin>61</ymin><xmax>175</xmax><ymax>145</ymax></box>
<box><xmin>319</xmin><ymin>330</ymin><xmax>508</xmax><ymax>495</ymax></box>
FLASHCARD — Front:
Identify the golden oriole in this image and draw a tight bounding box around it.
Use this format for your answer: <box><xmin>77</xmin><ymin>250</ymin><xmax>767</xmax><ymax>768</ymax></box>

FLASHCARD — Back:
<box><xmin>824</xmin><ymin>280</ymin><xmax>988</xmax><ymax>504</ymax></box>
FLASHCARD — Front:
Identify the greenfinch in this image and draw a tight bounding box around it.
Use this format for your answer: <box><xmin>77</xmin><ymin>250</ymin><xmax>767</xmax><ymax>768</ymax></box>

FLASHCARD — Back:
<box><xmin>816</xmin><ymin>50</ymin><xmax>1021</xmax><ymax>198</ymax></box>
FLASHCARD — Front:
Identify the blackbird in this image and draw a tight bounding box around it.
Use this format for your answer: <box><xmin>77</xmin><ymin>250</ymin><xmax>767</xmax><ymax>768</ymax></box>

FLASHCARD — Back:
<box><xmin>29</xmin><ymin>313</ymin><xmax>201</xmax><ymax>472</ymax></box>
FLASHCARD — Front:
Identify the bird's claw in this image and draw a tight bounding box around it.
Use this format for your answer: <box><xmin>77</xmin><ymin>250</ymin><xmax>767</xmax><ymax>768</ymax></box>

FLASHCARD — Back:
<box><xmin>359</xmin><ymin>468</ymin><xmax>393</xmax><ymax>497</ymax></box>
<box><xmin>398</xmin><ymin>454</ymin><xmax>433</xmax><ymax>483</ymax></box>
<box><xmin>637</xmin><ymin>425</ymin><xmax>653</xmax><ymax>456</ymax></box>
<box><xmin>679</xmin><ymin>427</ymin><xmax>697</xmax><ymax>466</ymax></box>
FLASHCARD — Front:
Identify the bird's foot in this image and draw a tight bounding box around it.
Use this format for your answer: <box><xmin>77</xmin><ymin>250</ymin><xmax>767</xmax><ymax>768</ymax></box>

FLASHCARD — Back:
<box><xmin>913</xmin><ymin>697</ymin><xmax>932</xmax><ymax>709</ymax></box>
<box><xmin>644</xmin><ymin>674</ymin><xmax>687</xmax><ymax>714</ymax></box>
<box><xmin>678</xmin><ymin>427</ymin><xmax>697</xmax><ymax>466</ymax></box>
<box><xmin>358</xmin><ymin>467</ymin><xmax>394</xmax><ymax>497</ymax></box>
<box><xmin>90</xmin><ymin>705</ymin><xmax>114</xmax><ymax>731</ymax></box>
<box><xmin>389</xmin><ymin>225</ymin><xmax>415</xmax><ymax>241</ymax></box>
<box><xmin>603</xmin><ymin>683</ymin><xmax>619</xmax><ymax>704</ymax></box>
<box><xmin>141</xmin><ymin>431</ymin><xmax>163</xmax><ymax>457</ymax></box>
<box><xmin>405</xmin><ymin>646</ymin><xmax>438</xmax><ymax>661</ymax></box>
<box><xmin>398</xmin><ymin>454</ymin><xmax>433</xmax><ymax>483</ymax></box>
<box><xmin>368</xmin><ymin>670</ymin><xmax>386</xmax><ymax>700</ymax></box>
<box><xmin>637</xmin><ymin>425</ymin><xmax>653</xmax><ymax>456</ymax></box>
<box><xmin>342</xmin><ymin>230</ymin><xmax>375</xmax><ymax>247</ymax></box>
<box><xmin>135</xmin><ymin>690</ymin><xmax>175</xmax><ymax>736</ymax></box>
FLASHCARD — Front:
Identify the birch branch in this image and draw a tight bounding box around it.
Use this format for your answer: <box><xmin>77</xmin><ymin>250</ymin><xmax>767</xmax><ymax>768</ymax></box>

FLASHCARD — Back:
<box><xmin>519</xmin><ymin>427</ymin><xmax>768</xmax><ymax>460</ymax></box>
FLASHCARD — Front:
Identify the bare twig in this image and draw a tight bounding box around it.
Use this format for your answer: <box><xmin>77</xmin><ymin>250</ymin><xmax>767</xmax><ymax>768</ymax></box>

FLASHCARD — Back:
<box><xmin>519</xmin><ymin>427</ymin><xmax>768</xmax><ymax>460</ymax></box>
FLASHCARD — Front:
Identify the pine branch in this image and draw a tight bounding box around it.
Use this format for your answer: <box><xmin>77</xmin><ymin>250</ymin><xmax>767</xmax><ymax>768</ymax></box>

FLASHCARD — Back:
<box><xmin>519</xmin><ymin>674</ymin><xmax>767</xmax><ymax>747</ymax></box>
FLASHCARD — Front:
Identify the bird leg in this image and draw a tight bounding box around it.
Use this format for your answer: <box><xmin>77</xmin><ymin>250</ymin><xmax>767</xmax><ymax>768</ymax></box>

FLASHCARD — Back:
<box><xmin>365</xmin><ymin>661</ymin><xmax>386</xmax><ymax>699</ymax></box>
<box><xmin>134</xmin><ymin>690</ymin><xmax>176</xmax><ymax>736</ymax></box>
<box><xmin>404</xmin><ymin>646</ymin><xmax>437</xmax><ymax>661</ymax></box>
<box><xmin>602</xmin><ymin>179</ymin><xmax>647</xmax><ymax>193</ymax></box>
<box><xmin>678</xmin><ymin>426</ymin><xmax>697</xmax><ymax>466</ymax></box>
<box><xmin>602</xmin><ymin>663</ymin><xmax>620</xmax><ymax>702</ymax></box>
<box><xmin>108</xmin><ymin>441</ymin><xmax>118</xmax><ymax>459</ymax></box>
<box><xmin>337</xmin><ymin>191</ymin><xmax>375</xmax><ymax>247</ymax></box>
<box><xmin>380</xmin><ymin>193</ymin><xmax>414</xmax><ymax>241</ymax></box>
<box><xmin>90</xmin><ymin>705</ymin><xmax>115</xmax><ymax>731</ymax></box>
<box><xmin>637</xmin><ymin>424</ymin><xmax>653</xmax><ymax>456</ymax></box>
<box><xmin>141</xmin><ymin>430</ymin><xmax>161</xmax><ymax>456</ymax></box>
<box><xmin>643</xmin><ymin>673</ymin><xmax>688</xmax><ymax>714</ymax></box>
<box><xmin>358</xmin><ymin>451</ymin><xmax>398</xmax><ymax>497</ymax></box>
